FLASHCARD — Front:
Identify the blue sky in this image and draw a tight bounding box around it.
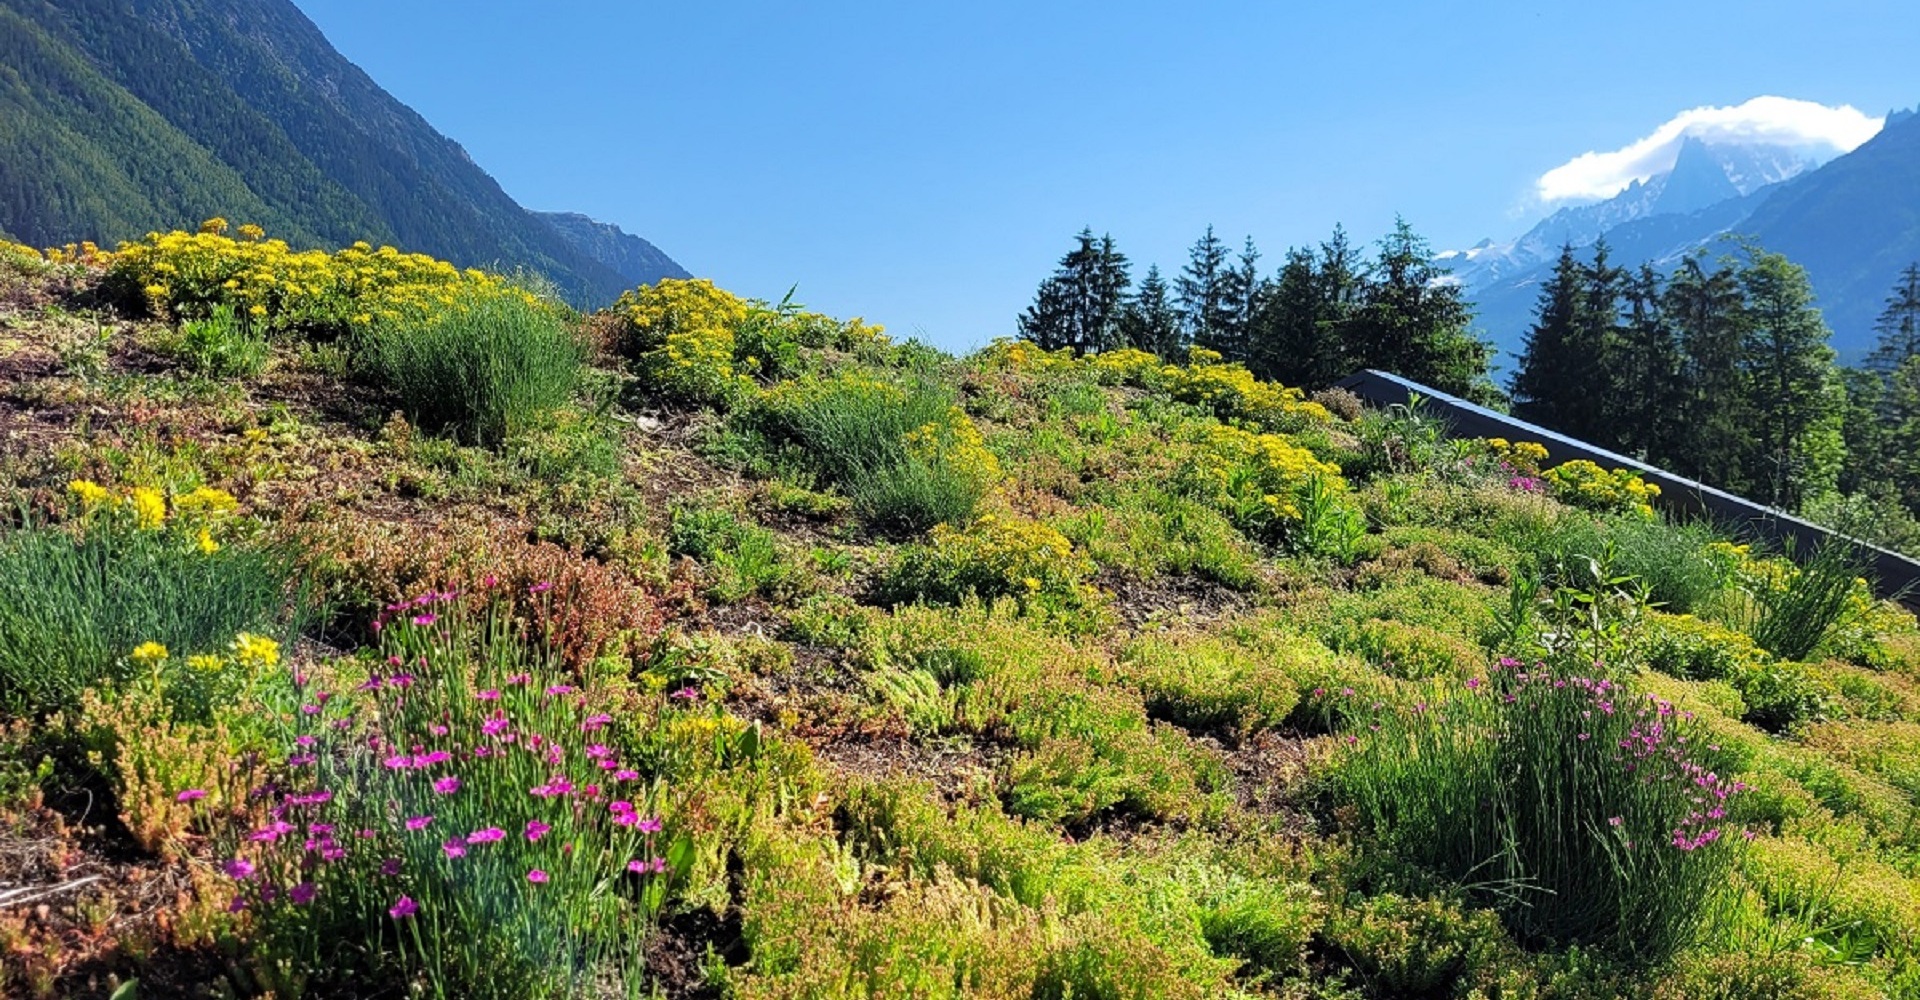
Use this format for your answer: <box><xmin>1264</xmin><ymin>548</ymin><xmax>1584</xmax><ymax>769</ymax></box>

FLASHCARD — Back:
<box><xmin>292</xmin><ymin>0</ymin><xmax>1919</xmax><ymax>351</ymax></box>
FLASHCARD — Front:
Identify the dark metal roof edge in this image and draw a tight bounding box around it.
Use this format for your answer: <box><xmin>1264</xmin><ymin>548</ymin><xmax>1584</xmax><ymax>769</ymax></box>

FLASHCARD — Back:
<box><xmin>1336</xmin><ymin>369</ymin><xmax>1920</xmax><ymax>609</ymax></box>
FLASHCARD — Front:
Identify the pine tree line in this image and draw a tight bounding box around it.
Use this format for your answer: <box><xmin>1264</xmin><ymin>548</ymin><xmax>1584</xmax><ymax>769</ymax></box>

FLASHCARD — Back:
<box><xmin>1511</xmin><ymin>244</ymin><xmax>1920</xmax><ymax>540</ymax></box>
<box><xmin>1016</xmin><ymin>221</ymin><xmax>1498</xmax><ymax>404</ymax></box>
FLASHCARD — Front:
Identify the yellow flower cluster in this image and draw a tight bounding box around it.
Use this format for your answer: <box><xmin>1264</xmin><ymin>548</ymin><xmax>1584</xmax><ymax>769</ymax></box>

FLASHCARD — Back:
<box><xmin>1087</xmin><ymin>348</ymin><xmax>1166</xmax><ymax>385</ymax></box>
<box><xmin>903</xmin><ymin>407</ymin><xmax>1003</xmax><ymax>494</ymax></box>
<box><xmin>616</xmin><ymin>279</ymin><xmax>760</xmax><ymax>405</ymax></box>
<box><xmin>759</xmin><ymin>369</ymin><xmax>906</xmax><ymax>416</ymax></box>
<box><xmin>612</xmin><ymin>278</ymin><xmax>749</xmax><ymax>354</ymax></box>
<box><xmin>105</xmin><ymin>224</ymin><xmax>525</xmax><ymax>335</ymax></box>
<box><xmin>975</xmin><ymin>338</ymin><xmax>1078</xmax><ymax>375</ymax></box>
<box><xmin>1542</xmin><ymin>460</ymin><xmax>1661</xmax><ymax>518</ymax></box>
<box><xmin>645</xmin><ymin>326</ymin><xmax>753</xmax><ymax>405</ymax></box>
<box><xmin>981</xmin><ymin>339</ymin><xmax>1328</xmax><ymax>431</ymax></box>
<box><xmin>1641</xmin><ymin>612</ymin><xmax>1773</xmax><ymax>681</ymax></box>
<box><xmin>1176</xmin><ymin>424</ymin><xmax>1354</xmax><ymax>543</ymax></box>
<box><xmin>39</xmin><ymin>241</ymin><xmax>112</xmax><ymax>266</ymax></box>
<box><xmin>231</xmin><ymin>633</ymin><xmax>281</xmax><ymax>670</ymax></box>
<box><xmin>1482</xmin><ymin>437</ymin><xmax>1550</xmax><ymax>475</ymax></box>
<box><xmin>1164</xmin><ymin>359</ymin><xmax>1332</xmax><ymax>431</ymax></box>
<box><xmin>1</xmin><ymin>239</ymin><xmax>51</xmax><ymax>275</ymax></box>
<box><xmin>903</xmin><ymin>511</ymin><xmax>1096</xmax><ymax>607</ymax></box>
<box><xmin>68</xmin><ymin>480</ymin><xmax>238</xmax><ymax>551</ymax></box>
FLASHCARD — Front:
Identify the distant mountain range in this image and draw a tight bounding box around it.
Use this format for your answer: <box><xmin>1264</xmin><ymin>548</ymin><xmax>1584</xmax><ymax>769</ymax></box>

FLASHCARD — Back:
<box><xmin>0</xmin><ymin>0</ymin><xmax>685</xmax><ymax>305</ymax></box>
<box><xmin>1447</xmin><ymin>106</ymin><xmax>1920</xmax><ymax>365</ymax></box>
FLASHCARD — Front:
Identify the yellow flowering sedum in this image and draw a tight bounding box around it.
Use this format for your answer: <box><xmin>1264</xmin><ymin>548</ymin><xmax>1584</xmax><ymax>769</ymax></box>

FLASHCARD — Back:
<box><xmin>65</xmin><ymin>479</ymin><xmax>238</xmax><ymax>552</ymax></box>
<box><xmin>886</xmin><ymin>511</ymin><xmax>1097</xmax><ymax>610</ymax></box>
<box><xmin>127</xmin><ymin>487</ymin><xmax>168</xmax><ymax>529</ymax></box>
<box><xmin>68</xmin><ymin>479</ymin><xmax>112</xmax><ymax>510</ymax></box>
<box><xmin>174</xmin><ymin>486</ymin><xmax>239</xmax><ymax>516</ymax></box>
<box><xmin>129</xmin><ymin>641</ymin><xmax>170</xmax><ymax>668</ymax></box>
<box><xmin>903</xmin><ymin>407</ymin><xmax>1002</xmax><ymax>494</ymax></box>
<box><xmin>231</xmin><ymin>633</ymin><xmax>280</xmax><ymax>670</ymax></box>
<box><xmin>613</xmin><ymin>279</ymin><xmax>749</xmax><ymax>354</ymax></box>
<box><xmin>979</xmin><ymin>339</ymin><xmax>1328</xmax><ymax>431</ymax></box>
<box><xmin>1180</xmin><ymin>424</ymin><xmax>1346</xmax><ymax>519</ymax></box>
<box><xmin>1542</xmin><ymin>460</ymin><xmax>1661</xmax><ymax>519</ymax></box>
<box><xmin>1482</xmin><ymin>437</ymin><xmax>1550</xmax><ymax>475</ymax></box>
<box><xmin>106</xmin><ymin>224</ymin><xmax>525</xmax><ymax>337</ymax></box>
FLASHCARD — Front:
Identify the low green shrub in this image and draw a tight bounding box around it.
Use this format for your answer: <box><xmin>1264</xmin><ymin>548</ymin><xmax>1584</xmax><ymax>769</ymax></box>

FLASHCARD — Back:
<box><xmin>668</xmin><ymin>504</ymin><xmax>791</xmax><ymax>603</ymax></box>
<box><xmin>1053</xmin><ymin>488</ymin><xmax>1260</xmax><ymax>590</ymax></box>
<box><xmin>1004</xmin><ymin>723</ymin><xmax>1225</xmax><ymax>829</ymax></box>
<box><xmin>1339</xmin><ymin>664</ymin><xmax>1748</xmax><ymax>960</ymax></box>
<box><xmin>0</xmin><ymin>485</ymin><xmax>292</xmax><ymax>716</ymax></box>
<box><xmin>746</xmin><ymin>373</ymin><xmax>997</xmax><ymax>534</ymax></box>
<box><xmin>1193</xmin><ymin>877</ymin><xmax>1319</xmax><ymax>979</ymax></box>
<box><xmin>1117</xmin><ymin>635</ymin><xmax>1306</xmax><ymax>737</ymax></box>
<box><xmin>1525</xmin><ymin>513</ymin><xmax>1732</xmax><ymax>615</ymax></box>
<box><xmin>1325</xmin><ymin>618</ymin><xmax>1480</xmax><ymax>680</ymax></box>
<box><xmin>1323</xmin><ymin>894</ymin><xmax>1506</xmax><ymax>997</ymax></box>
<box><xmin>359</xmin><ymin>288</ymin><xmax>583</xmax><ymax>447</ymax></box>
<box><xmin>157</xmin><ymin>303</ymin><xmax>270</xmax><ymax>377</ymax></box>
<box><xmin>1639</xmin><ymin>613</ymin><xmax>1831</xmax><ymax>731</ymax></box>
<box><xmin>876</xmin><ymin>512</ymin><xmax>1096</xmax><ymax>615</ymax></box>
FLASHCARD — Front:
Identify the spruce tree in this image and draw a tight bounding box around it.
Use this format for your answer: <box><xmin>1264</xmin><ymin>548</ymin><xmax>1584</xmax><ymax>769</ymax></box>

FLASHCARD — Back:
<box><xmin>1867</xmin><ymin>263</ymin><xmax>1920</xmax><ymax>378</ymax></box>
<box><xmin>1251</xmin><ymin>247</ymin><xmax>1320</xmax><ymax>386</ymax></box>
<box><xmin>1177</xmin><ymin>226</ymin><xmax>1234</xmax><ymax>358</ymax></box>
<box><xmin>1353</xmin><ymin>218</ymin><xmax>1495</xmax><ymax>403</ymax></box>
<box><xmin>1836</xmin><ymin>367</ymin><xmax>1889</xmax><ymax>497</ymax></box>
<box><xmin>1120</xmin><ymin>265</ymin><xmax>1183</xmax><ymax>359</ymax></box>
<box><xmin>1734</xmin><ymin>243</ymin><xmax>1843</xmax><ymax>509</ymax></box>
<box><xmin>1614</xmin><ymin>263</ymin><xmax>1684</xmax><ymax>461</ymax></box>
<box><xmin>1663</xmin><ymin>250</ymin><xmax>1750</xmax><ymax>488</ymax></box>
<box><xmin>1017</xmin><ymin>229</ymin><xmax>1132</xmax><ymax>354</ymax></box>
<box><xmin>1313</xmin><ymin>226</ymin><xmax>1366</xmax><ymax>382</ymax></box>
<box><xmin>1887</xmin><ymin>357</ymin><xmax>1920</xmax><ymax>512</ymax></box>
<box><xmin>1509</xmin><ymin>244</ymin><xmax>1587</xmax><ymax>432</ymax></box>
<box><xmin>1212</xmin><ymin>236</ymin><xmax>1262</xmax><ymax>364</ymax></box>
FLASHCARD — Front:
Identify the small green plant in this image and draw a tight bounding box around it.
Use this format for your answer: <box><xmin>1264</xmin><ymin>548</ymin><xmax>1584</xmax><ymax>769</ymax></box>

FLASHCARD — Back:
<box><xmin>0</xmin><ymin>488</ymin><xmax>293</xmax><ymax>716</ymax></box>
<box><xmin>1743</xmin><ymin>540</ymin><xmax>1873</xmax><ymax>663</ymax></box>
<box><xmin>169</xmin><ymin>303</ymin><xmax>270</xmax><ymax>377</ymax></box>
<box><xmin>1525</xmin><ymin>513</ymin><xmax>1731</xmax><ymax>615</ymax></box>
<box><xmin>745</xmin><ymin>373</ymin><xmax>997</xmax><ymax>534</ymax></box>
<box><xmin>875</xmin><ymin>512</ymin><xmax>1096</xmax><ymax>616</ymax></box>
<box><xmin>1349</xmin><ymin>394</ymin><xmax>1447</xmax><ymax>479</ymax></box>
<box><xmin>1339</xmin><ymin>665</ymin><xmax>1748</xmax><ymax>961</ymax></box>
<box><xmin>359</xmin><ymin>289</ymin><xmax>584</xmax><ymax>447</ymax></box>
<box><xmin>668</xmin><ymin>504</ymin><xmax>790</xmax><ymax>603</ymax></box>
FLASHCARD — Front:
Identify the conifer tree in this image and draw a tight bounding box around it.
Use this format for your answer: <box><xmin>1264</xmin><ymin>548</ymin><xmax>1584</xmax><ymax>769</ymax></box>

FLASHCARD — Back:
<box><xmin>1734</xmin><ymin>243</ymin><xmax>1843</xmax><ymax>508</ymax></box>
<box><xmin>1867</xmin><ymin>263</ymin><xmax>1920</xmax><ymax>378</ymax></box>
<box><xmin>1313</xmin><ymin>226</ymin><xmax>1366</xmax><ymax>381</ymax></box>
<box><xmin>1120</xmin><ymin>265</ymin><xmax>1183</xmax><ymax>359</ymax></box>
<box><xmin>1212</xmin><ymin>236</ymin><xmax>1262</xmax><ymax>363</ymax></box>
<box><xmin>1887</xmin><ymin>357</ymin><xmax>1920</xmax><ymax>512</ymax></box>
<box><xmin>1251</xmin><ymin>247</ymin><xmax>1321</xmax><ymax>386</ymax></box>
<box><xmin>1663</xmin><ymin>250</ymin><xmax>1750</xmax><ymax>488</ymax></box>
<box><xmin>1509</xmin><ymin>245</ymin><xmax>1588</xmax><ymax>432</ymax></box>
<box><xmin>1177</xmin><ymin>226</ymin><xmax>1234</xmax><ymax>358</ymax></box>
<box><xmin>1018</xmin><ymin>229</ymin><xmax>1132</xmax><ymax>354</ymax></box>
<box><xmin>1352</xmin><ymin>218</ymin><xmax>1495</xmax><ymax>403</ymax></box>
<box><xmin>1613</xmin><ymin>263</ymin><xmax>1684</xmax><ymax>460</ymax></box>
<box><xmin>1836</xmin><ymin>366</ymin><xmax>1889</xmax><ymax>497</ymax></box>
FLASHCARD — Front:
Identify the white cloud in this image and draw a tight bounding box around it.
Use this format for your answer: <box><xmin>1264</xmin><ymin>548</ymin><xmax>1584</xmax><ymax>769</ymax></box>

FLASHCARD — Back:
<box><xmin>1535</xmin><ymin>96</ymin><xmax>1884</xmax><ymax>204</ymax></box>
